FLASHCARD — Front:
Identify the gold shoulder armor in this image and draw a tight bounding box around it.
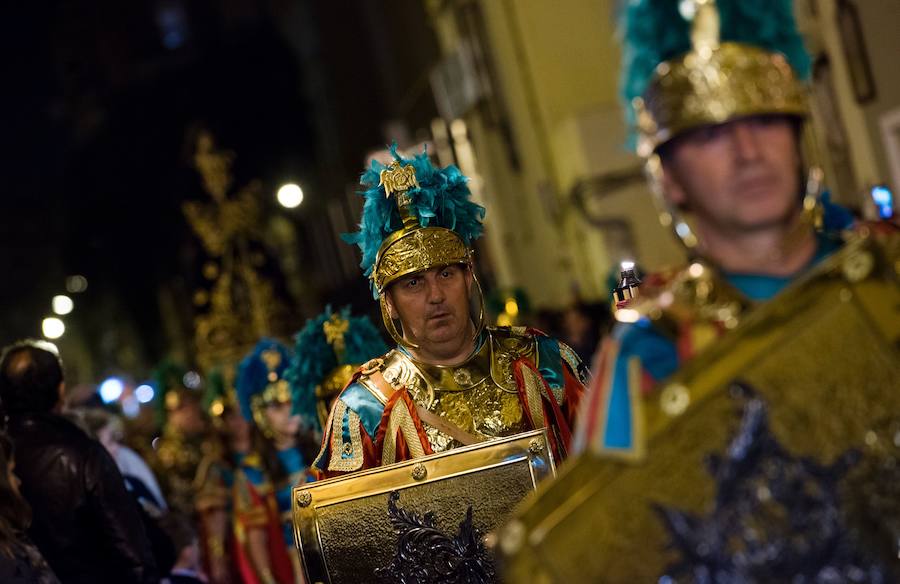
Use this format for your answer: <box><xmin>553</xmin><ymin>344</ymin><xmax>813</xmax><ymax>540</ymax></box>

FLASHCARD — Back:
<box><xmin>487</xmin><ymin>326</ymin><xmax>538</xmax><ymax>391</ymax></box>
<box><xmin>379</xmin><ymin>349</ymin><xmax>425</xmax><ymax>393</ymax></box>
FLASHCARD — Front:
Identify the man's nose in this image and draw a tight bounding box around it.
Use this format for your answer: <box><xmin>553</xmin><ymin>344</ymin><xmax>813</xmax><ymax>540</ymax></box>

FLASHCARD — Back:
<box><xmin>425</xmin><ymin>276</ymin><xmax>445</xmax><ymax>303</ymax></box>
<box><xmin>731</xmin><ymin>121</ymin><xmax>762</xmax><ymax>162</ymax></box>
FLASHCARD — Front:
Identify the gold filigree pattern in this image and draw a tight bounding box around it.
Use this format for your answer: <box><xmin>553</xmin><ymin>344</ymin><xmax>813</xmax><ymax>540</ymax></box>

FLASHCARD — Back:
<box><xmin>637</xmin><ymin>42</ymin><xmax>807</xmax><ymax>156</ymax></box>
<box><xmin>557</xmin><ymin>341</ymin><xmax>587</xmax><ymax>387</ymax></box>
<box><xmin>377</xmin><ymin>329</ymin><xmax>537</xmax><ymax>454</ymax></box>
<box><xmin>628</xmin><ymin>260</ymin><xmax>751</xmax><ymax>344</ymax></box>
<box><xmin>374</xmin><ymin>227</ymin><xmax>469</xmax><ymax>293</ymax></box>
<box><xmin>382</xmin><ymin>400</ymin><xmax>427</xmax><ymax>465</ymax></box>
<box><xmin>324</xmin><ymin>400</ymin><xmax>365</xmax><ymax>472</ymax></box>
<box><xmin>323</xmin><ymin>313</ymin><xmax>350</xmax><ymax>360</ymax></box>
<box><xmin>518</xmin><ymin>365</ymin><xmax>547</xmax><ymax>431</ymax></box>
<box><xmin>183</xmin><ymin>130</ymin><xmax>287</xmax><ymax>373</ymax></box>
<box><xmin>490</xmin><ymin>330</ymin><xmax>537</xmax><ymax>391</ymax></box>
<box><xmin>379</xmin><ymin>161</ymin><xmax>420</xmax><ymax>197</ymax></box>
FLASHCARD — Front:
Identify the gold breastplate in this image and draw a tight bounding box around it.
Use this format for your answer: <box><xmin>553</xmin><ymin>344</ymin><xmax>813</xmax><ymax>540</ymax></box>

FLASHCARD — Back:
<box><xmin>377</xmin><ymin>327</ymin><xmax>538</xmax><ymax>452</ymax></box>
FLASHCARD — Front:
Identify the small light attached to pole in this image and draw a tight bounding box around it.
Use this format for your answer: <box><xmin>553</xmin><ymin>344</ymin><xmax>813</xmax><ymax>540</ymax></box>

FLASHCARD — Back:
<box><xmin>277</xmin><ymin>183</ymin><xmax>304</xmax><ymax>209</ymax></box>
<box><xmin>42</xmin><ymin>317</ymin><xmax>65</xmax><ymax>339</ymax></box>
<box><xmin>613</xmin><ymin>261</ymin><xmax>642</xmax><ymax>307</ymax></box>
<box><xmin>52</xmin><ymin>295</ymin><xmax>74</xmax><ymax>315</ymax></box>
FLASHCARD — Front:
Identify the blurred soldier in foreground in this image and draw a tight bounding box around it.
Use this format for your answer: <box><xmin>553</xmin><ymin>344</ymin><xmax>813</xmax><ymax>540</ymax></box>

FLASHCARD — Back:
<box><xmin>499</xmin><ymin>1</ymin><xmax>899</xmax><ymax>582</ymax></box>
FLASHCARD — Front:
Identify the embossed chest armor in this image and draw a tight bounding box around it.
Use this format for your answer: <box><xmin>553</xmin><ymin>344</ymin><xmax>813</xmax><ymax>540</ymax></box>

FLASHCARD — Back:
<box><xmin>363</xmin><ymin>328</ymin><xmax>538</xmax><ymax>453</ymax></box>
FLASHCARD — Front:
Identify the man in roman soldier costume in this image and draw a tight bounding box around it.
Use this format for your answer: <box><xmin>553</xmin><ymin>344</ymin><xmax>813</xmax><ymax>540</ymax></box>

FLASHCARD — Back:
<box><xmin>151</xmin><ymin>360</ymin><xmax>218</xmax><ymax>520</ymax></box>
<box><xmin>312</xmin><ymin>147</ymin><xmax>587</xmax><ymax>477</ymax></box>
<box><xmin>284</xmin><ymin>306</ymin><xmax>388</xmax><ymax>439</ymax></box>
<box><xmin>575</xmin><ymin>0</ymin><xmax>898</xmax><ymax>457</ymax></box>
<box><xmin>195</xmin><ymin>368</ymin><xmax>256</xmax><ymax>584</ymax></box>
<box><xmin>498</xmin><ymin>1</ymin><xmax>899</xmax><ymax>582</ymax></box>
<box><xmin>234</xmin><ymin>339</ymin><xmax>318</xmax><ymax>584</ymax></box>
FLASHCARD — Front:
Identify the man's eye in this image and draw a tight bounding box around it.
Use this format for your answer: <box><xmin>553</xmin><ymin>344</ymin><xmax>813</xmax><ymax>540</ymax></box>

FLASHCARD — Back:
<box><xmin>692</xmin><ymin>125</ymin><xmax>724</xmax><ymax>143</ymax></box>
<box><xmin>406</xmin><ymin>279</ymin><xmax>419</xmax><ymax>288</ymax></box>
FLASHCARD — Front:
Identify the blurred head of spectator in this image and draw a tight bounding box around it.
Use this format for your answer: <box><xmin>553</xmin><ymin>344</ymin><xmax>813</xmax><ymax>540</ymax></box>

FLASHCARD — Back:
<box><xmin>0</xmin><ymin>340</ymin><xmax>64</xmax><ymax>416</ymax></box>
<box><xmin>0</xmin><ymin>339</ymin><xmax>158</xmax><ymax>583</ymax></box>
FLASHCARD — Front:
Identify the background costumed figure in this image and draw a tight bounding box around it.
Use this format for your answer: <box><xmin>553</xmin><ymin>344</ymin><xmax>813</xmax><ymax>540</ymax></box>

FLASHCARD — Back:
<box><xmin>151</xmin><ymin>360</ymin><xmax>218</xmax><ymax>520</ymax></box>
<box><xmin>235</xmin><ymin>339</ymin><xmax>316</xmax><ymax>584</ymax></box>
<box><xmin>284</xmin><ymin>305</ymin><xmax>388</xmax><ymax>444</ymax></box>
<box><xmin>194</xmin><ymin>366</ymin><xmax>258</xmax><ymax>584</ymax></box>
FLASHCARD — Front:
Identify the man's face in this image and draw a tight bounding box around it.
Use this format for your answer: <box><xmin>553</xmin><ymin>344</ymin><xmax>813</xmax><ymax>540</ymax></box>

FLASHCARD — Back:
<box><xmin>170</xmin><ymin>400</ymin><xmax>206</xmax><ymax>436</ymax></box>
<box><xmin>385</xmin><ymin>264</ymin><xmax>474</xmax><ymax>358</ymax></box>
<box><xmin>265</xmin><ymin>402</ymin><xmax>301</xmax><ymax>441</ymax></box>
<box><xmin>224</xmin><ymin>408</ymin><xmax>251</xmax><ymax>443</ymax></box>
<box><xmin>661</xmin><ymin>115</ymin><xmax>802</xmax><ymax>235</ymax></box>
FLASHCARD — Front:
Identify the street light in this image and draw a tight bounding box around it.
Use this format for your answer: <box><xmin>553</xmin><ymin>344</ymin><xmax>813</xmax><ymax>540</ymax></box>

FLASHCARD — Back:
<box><xmin>277</xmin><ymin>183</ymin><xmax>304</xmax><ymax>208</ymax></box>
<box><xmin>42</xmin><ymin>317</ymin><xmax>65</xmax><ymax>339</ymax></box>
<box><xmin>66</xmin><ymin>275</ymin><xmax>88</xmax><ymax>293</ymax></box>
<box><xmin>52</xmin><ymin>295</ymin><xmax>74</xmax><ymax>315</ymax></box>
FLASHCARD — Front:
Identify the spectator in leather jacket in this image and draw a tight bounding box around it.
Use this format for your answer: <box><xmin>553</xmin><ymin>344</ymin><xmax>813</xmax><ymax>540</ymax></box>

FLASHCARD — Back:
<box><xmin>0</xmin><ymin>340</ymin><xmax>158</xmax><ymax>584</ymax></box>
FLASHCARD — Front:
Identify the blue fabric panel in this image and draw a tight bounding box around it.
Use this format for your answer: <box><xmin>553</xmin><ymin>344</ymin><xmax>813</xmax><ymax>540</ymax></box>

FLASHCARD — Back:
<box><xmin>340</xmin><ymin>382</ymin><xmax>385</xmax><ymax>440</ymax></box>
<box><xmin>535</xmin><ymin>335</ymin><xmax>564</xmax><ymax>390</ymax></box>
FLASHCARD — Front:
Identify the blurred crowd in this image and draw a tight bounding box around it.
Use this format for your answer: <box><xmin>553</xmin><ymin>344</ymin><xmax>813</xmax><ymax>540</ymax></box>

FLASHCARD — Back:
<box><xmin>0</xmin><ymin>295</ymin><xmax>609</xmax><ymax>584</ymax></box>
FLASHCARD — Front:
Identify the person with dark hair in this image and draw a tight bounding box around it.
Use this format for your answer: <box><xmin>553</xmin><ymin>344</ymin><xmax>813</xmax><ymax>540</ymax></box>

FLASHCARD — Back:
<box><xmin>0</xmin><ymin>431</ymin><xmax>59</xmax><ymax>584</ymax></box>
<box><xmin>159</xmin><ymin>513</ymin><xmax>206</xmax><ymax>584</ymax></box>
<box><xmin>0</xmin><ymin>340</ymin><xmax>158</xmax><ymax>584</ymax></box>
<box><xmin>234</xmin><ymin>339</ymin><xmax>318</xmax><ymax>584</ymax></box>
<box><xmin>195</xmin><ymin>369</ymin><xmax>255</xmax><ymax>584</ymax></box>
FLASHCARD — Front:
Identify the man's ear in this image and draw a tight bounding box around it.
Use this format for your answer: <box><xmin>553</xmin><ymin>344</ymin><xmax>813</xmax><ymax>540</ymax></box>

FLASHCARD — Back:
<box><xmin>384</xmin><ymin>291</ymin><xmax>400</xmax><ymax>320</ymax></box>
<box><xmin>660</xmin><ymin>160</ymin><xmax>687</xmax><ymax>208</ymax></box>
<box><xmin>464</xmin><ymin>263</ymin><xmax>474</xmax><ymax>291</ymax></box>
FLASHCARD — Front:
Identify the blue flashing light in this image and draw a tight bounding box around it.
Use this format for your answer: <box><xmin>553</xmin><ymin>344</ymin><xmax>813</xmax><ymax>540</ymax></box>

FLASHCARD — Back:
<box><xmin>871</xmin><ymin>185</ymin><xmax>894</xmax><ymax>220</ymax></box>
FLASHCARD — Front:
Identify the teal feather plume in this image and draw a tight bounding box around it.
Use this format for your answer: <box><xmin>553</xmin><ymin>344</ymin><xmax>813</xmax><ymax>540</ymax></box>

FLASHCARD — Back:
<box><xmin>285</xmin><ymin>306</ymin><xmax>388</xmax><ymax>433</ymax></box>
<box><xmin>202</xmin><ymin>365</ymin><xmax>232</xmax><ymax>414</ymax></box>
<box><xmin>235</xmin><ymin>338</ymin><xmax>292</xmax><ymax>424</ymax></box>
<box><xmin>342</xmin><ymin>144</ymin><xmax>485</xmax><ymax>297</ymax></box>
<box><xmin>152</xmin><ymin>358</ymin><xmax>188</xmax><ymax>427</ymax></box>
